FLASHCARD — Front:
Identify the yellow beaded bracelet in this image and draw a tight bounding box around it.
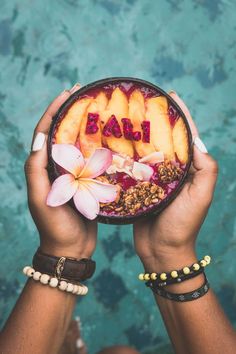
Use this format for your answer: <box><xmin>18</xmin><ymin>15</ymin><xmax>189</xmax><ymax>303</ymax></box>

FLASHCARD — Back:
<box><xmin>138</xmin><ymin>255</ymin><xmax>211</xmax><ymax>281</ymax></box>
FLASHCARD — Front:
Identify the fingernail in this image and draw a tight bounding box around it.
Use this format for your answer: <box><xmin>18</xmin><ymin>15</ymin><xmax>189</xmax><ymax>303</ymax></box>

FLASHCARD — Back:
<box><xmin>76</xmin><ymin>338</ymin><xmax>85</xmax><ymax>349</ymax></box>
<box><xmin>70</xmin><ymin>83</ymin><xmax>81</xmax><ymax>94</ymax></box>
<box><xmin>169</xmin><ymin>90</ymin><xmax>177</xmax><ymax>95</ymax></box>
<box><xmin>32</xmin><ymin>132</ymin><xmax>46</xmax><ymax>151</ymax></box>
<box><xmin>59</xmin><ymin>89</ymin><xmax>70</xmax><ymax>96</ymax></box>
<box><xmin>194</xmin><ymin>136</ymin><xmax>208</xmax><ymax>153</ymax></box>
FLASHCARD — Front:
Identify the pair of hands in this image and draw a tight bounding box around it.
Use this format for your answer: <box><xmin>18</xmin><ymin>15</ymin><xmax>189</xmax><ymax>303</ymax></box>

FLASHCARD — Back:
<box><xmin>24</xmin><ymin>86</ymin><xmax>218</xmax><ymax>272</ymax></box>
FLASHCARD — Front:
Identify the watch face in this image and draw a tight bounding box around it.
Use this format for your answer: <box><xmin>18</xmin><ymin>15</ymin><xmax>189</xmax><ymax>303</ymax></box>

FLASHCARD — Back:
<box><xmin>48</xmin><ymin>77</ymin><xmax>192</xmax><ymax>224</ymax></box>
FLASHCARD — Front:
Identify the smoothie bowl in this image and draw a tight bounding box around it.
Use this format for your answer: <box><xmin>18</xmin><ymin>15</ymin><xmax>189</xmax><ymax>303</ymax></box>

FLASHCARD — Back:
<box><xmin>47</xmin><ymin>77</ymin><xmax>192</xmax><ymax>224</ymax></box>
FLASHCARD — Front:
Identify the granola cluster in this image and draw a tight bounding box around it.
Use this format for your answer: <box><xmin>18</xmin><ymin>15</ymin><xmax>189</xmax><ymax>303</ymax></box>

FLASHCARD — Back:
<box><xmin>158</xmin><ymin>161</ymin><xmax>183</xmax><ymax>183</ymax></box>
<box><xmin>99</xmin><ymin>180</ymin><xmax>165</xmax><ymax>216</ymax></box>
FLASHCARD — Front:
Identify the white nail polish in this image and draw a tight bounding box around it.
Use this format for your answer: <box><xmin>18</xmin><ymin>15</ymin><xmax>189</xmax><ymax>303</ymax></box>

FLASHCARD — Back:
<box><xmin>59</xmin><ymin>89</ymin><xmax>70</xmax><ymax>96</ymax></box>
<box><xmin>76</xmin><ymin>338</ymin><xmax>85</xmax><ymax>349</ymax></box>
<box><xmin>194</xmin><ymin>136</ymin><xmax>208</xmax><ymax>153</ymax></box>
<box><xmin>32</xmin><ymin>132</ymin><xmax>46</xmax><ymax>151</ymax></box>
<box><xmin>70</xmin><ymin>83</ymin><xmax>81</xmax><ymax>93</ymax></box>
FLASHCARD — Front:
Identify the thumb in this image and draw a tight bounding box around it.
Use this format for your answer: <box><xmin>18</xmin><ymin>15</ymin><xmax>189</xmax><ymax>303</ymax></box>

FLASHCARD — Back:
<box><xmin>190</xmin><ymin>137</ymin><xmax>218</xmax><ymax>203</ymax></box>
<box><xmin>24</xmin><ymin>132</ymin><xmax>51</xmax><ymax>205</ymax></box>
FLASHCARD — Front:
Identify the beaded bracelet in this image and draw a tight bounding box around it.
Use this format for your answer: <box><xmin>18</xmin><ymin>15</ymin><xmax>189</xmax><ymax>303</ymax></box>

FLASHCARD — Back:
<box><xmin>146</xmin><ymin>267</ymin><xmax>204</xmax><ymax>288</ymax></box>
<box><xmin>138</xmin><ymin>255</ymin><xmax>211</xmax><ymax>283</ymax></box>
<box><xmin>23</xmin><ymin>266</ymin><xmax>88</xmax><ymax>296</ymax></box>
<box><xmin>148</xmin><ymin>274</ymin><xmax>210</xmax><ymax>302</ymax></box>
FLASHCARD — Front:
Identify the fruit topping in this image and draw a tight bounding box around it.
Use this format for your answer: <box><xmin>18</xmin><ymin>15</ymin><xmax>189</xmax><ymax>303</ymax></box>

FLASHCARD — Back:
<box><xmin>172</xmin><ymin>117</ymin><xmax>189</xmax><ymax>164</ymax></box>
<box><xmin>146</xmin><ymin>96</ymin><xmax>175</xmax><ymax>161</ymax></box>
<box><xmin>55</xmin><ymin>97</ymin><xmax>92</xmax><ymax>144</ymax></box>
<box><xmin>132</xmin><ymin>161</ymin><xmax>154</xmax><ymax>181</ymax></box>
<box><xmin>128</xmin><ymin>89</ymin><xmax>155</xmax><ymax>157</ymax></box>
<box><xmin>85</xmin><ymin>113</ymin><xmax>99</xmax><ymax>134</ymax></box>
<box><xmin>102</xmin><ymin>87</ymin><xmax>134</xmax><ymax>157</ymax></box>
<box><xmin>139</xmin><ymin>151</ymin><xmax>164</xmax><ymax>164</ymax></box>
<box><xmin>79</xmin><ymin>93</ymin><xmax>108</xmax><ymax>158</ymax></box>
<box><xmin>121</xmin><ymin>118</ymin><xmax>134</xmax><ymax>140</ymax></box>
<box><xmin>132</xmin><ymin>131</ymin><xmax>142</xmax><ymax>141</ymax></box>
<box><xmin>106</xmin><ymin>154</ymin><xmax>134</xmax><ymax>177</ymax></box>
<box><xmin>141</xmin><ymin>121</ymin><xmax>151</xmax><ymax>143</ymax></box>
<box><xmin>168</xmin><ymin>106</ymin><xmax>179</xmax><ymax>126</ymax></box>
<box><xmin>102</xmin><ymin>115</ymin><xmax>122</xmax><ymax>138</ymax></box>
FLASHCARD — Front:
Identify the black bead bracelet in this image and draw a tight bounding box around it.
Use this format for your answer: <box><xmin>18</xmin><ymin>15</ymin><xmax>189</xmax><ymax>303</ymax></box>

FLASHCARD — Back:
<box><xmin>148</xmin><ymin>274</ymin><xmax>210</xmax><ymax>302</ymax></box>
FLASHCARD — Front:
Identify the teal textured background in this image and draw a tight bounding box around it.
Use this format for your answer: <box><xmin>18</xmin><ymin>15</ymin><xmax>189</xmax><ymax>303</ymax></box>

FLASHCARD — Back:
<box><xmin>0</xmin><ymin>1</ymin><xmax>236</xmax><ymax>353</ymax></box>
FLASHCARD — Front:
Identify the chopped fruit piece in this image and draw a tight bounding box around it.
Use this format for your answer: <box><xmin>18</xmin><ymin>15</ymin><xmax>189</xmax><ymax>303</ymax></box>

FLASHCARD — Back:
<box><xmin>55</xmin><ymin>97</ymin><xmax>92</xmax><ymax>144</ymax></box>
<box><xmin>85</xmin><ymin>113</ymin><xmax>99</xmax><ymax>134</ymax></box>
<box><xmin>102</xmin><ymin>115</ymin><xmax>122</xmax><ymax>138</ymax></box>
<box><xmin>104</xmin><ymin>88</ymin><xmax>134</xmax><ymax>157</ymax></box>
<box><xmin>141</xmin><ymin>121</ymin><xmax>150</xmax><ymax>143</ymax></box>
<box><xmin>112</xmin><ymin>154</ymin><xmax>126</xmax><ymax>169</ymax></box>
<box><xmin>146</xmin><ymin>96</ymin><xmax>175</xmax><ymax>161</ymax></box>
<box><xmin>79</xmin><ymin>92</ymin><xmax>108</xmax><ymax>158</ymax></box>
<box><xmin>172</xmin><ymin>117</ymin><xmax>189</xmax><ymax>164</ymax></box>
<box><xmin>121</xmin><ymin>118</ymin><xmax>134</xmax><ymax>140</ymax></box>
<box><xmin>132</xmin><ymin>131</ymin><xmax>141</xmax><ymax>141</ymax></box>
<box><xmin>168</xmin><ymin>106</ymin><xmax>179</xmax><ymax>126</ymax></box>
<box><xmin>139</xmin><ymin>151</ymin><xmax>164</xmax><ymax>164</ymax></box>
<box><xmin>106</xmin><ymin>154</ymin><xmax>134</xmax><ymax>177</ymax></box>
<box><xmin>132</xmin><ymin>161</ymin><xmax>153</xmax><ymax>181</ymax></box>
<box><xmin>129</xmin><ymin>89</ymin><xmax>155</xmax><ymax>157</ymax></box>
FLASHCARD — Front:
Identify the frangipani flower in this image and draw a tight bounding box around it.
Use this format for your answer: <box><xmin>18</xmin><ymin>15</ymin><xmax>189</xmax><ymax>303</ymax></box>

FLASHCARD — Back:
<box><xmin>47</xmin><ymin>144</ymin><xmax>118</xmax><ymax>220</ymax></box>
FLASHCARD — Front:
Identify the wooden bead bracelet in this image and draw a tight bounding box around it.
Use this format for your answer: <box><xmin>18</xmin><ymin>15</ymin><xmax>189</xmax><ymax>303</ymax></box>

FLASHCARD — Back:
<box><xmin>23</xmin><ymin>266</ymin><xmax>88</xmax><ymax>296</ymax></box>
<box><xmin>138</xmin><ymin>255</ymin><xmax>211</xmax><ymax>283</ymax></box>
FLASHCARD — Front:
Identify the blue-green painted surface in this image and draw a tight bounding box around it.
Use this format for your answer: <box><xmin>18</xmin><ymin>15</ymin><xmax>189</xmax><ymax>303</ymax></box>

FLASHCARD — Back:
<box><xmin>0</xmin><ymin>1</ymin><xmax>236</xmax><ymax>353</ymax></box>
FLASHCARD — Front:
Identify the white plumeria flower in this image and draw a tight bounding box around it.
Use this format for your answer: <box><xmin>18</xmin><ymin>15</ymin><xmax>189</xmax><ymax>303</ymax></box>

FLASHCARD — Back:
<box><xmin>47</xmin><ymin>144</ymin><xmax>118</xmax><ymax>220</ymax></box>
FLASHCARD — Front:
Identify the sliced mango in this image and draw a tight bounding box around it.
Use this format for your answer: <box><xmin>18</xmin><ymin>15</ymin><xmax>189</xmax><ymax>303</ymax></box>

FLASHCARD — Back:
<box><xmin>102</xmin><ymin>87</ymin><xmax>134</xmax><ymax>157</ymax></box>
<box><xmin>146</xmin><ymin>96</ymin><xmax>175</xmax><ymax>161</ymax></box>
<box><xmin>79</xmin><ymin>92</ymin><xmax>108</xmax><ymax>158</ymax></box>
<box><xmin>55</xmin><ymin>97</ymin><xmax>92</xmax><ymax>144</ymax></box>
<box><xmin>129</xmin><ymin>89</ymin><xmax>155</xmax><ymax>157</ymax></box>
<box><xmin>172</xmin><ymin>117</ymin><xmax>189</xmax><ymax>164</ymax></box>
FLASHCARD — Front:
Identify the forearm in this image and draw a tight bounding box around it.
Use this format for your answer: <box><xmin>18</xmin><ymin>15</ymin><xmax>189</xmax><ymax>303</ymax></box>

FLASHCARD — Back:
<box><xmin>0</xmin><ymin>278</ymin><xmax>76</xmax><ymax>354</ymax></box>
<box><xmin>142</xmin><ymin>250</ymin><xmax>236</xmax><ymax>354</ymax></box>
